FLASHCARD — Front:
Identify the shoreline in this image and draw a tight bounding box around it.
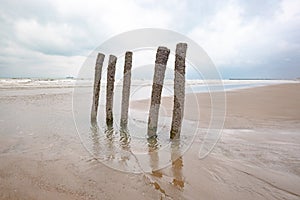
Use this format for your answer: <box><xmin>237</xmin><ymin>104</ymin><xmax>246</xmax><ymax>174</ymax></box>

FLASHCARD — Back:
<box><xmin>131</xmin><ymin>83</ymin><xmax>300</xmax><ymax>130</ymax></box>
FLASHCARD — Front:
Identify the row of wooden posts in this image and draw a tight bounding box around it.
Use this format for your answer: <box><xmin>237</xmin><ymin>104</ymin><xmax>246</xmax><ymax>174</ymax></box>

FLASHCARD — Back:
<box><xmin>91</xmin><ymin>43</ymin><xmax>187</xmax><ymax>139</ymax></box>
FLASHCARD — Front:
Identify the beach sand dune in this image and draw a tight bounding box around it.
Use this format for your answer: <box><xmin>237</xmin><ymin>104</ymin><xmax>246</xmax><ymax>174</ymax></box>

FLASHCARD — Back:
<box><xmin>0</xmin><ymin>83</ymin><xmax>300</xmax><ymax>199</ymax></box>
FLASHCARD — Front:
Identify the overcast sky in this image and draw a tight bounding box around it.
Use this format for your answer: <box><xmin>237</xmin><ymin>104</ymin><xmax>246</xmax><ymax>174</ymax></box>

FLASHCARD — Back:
<box><xmin>0</xmin><ymin>0</ymin><xmax>299</xmax><ymax>79</ymax></box>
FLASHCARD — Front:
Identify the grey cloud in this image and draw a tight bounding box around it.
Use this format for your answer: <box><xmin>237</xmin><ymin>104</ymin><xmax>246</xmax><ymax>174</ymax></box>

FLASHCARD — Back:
<box><xmin>0</xmin><ymin>0</ymin><xmax>102</xmax><ymax>57</ymax></box>
<box><xmin>239</xmin><ymin>0</ymin><xmax>282</xmax><ymax>19</ymax></box>
<box><xmin>0</xmin><ymin>0</ymin><xmax>299</xmax><ymax>78</ymax></box>
<box><xmin>0</xmin><ymin>0</ymin><xmax>58</xmax><ymax>25</ymax></box>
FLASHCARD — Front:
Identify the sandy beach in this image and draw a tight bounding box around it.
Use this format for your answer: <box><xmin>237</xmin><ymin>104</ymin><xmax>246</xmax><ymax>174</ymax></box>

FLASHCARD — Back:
<box><xmin>0</xmin><ymin>82</ymin><xmax>300</xmax><ymax>199</ymax></box>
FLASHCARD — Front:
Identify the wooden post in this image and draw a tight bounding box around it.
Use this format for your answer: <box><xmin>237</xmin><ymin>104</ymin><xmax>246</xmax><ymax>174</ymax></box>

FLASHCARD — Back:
<box><xmin>147</xmin><ymin>46</ymin><xmax>170</xmax><ymax>138</ymax></box>
<box><xmin>91</xmin><ymin>53</ymin><xmax>105</xmax><ymax>125</ymax></box>
<box><xmin>106</xmin><ymin>55</ymin><xmax>117</xmax><ymax>126</ymax></box>
<box><xmin>170</xmin><ymin>43</ymin><xmax>187</xmax><ymax>139</ymax></box>
<box><xmin>120</xmin><ymin>51</ymin><xmax>133</xmax><ymax>127</ymax></box>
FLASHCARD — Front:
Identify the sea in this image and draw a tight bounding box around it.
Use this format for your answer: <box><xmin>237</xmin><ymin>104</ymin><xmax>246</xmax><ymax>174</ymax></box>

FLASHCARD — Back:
<box><xmin>0</xmin><ymin>78</ymin><xmax>297</xmax><ymax>99</ymax></box>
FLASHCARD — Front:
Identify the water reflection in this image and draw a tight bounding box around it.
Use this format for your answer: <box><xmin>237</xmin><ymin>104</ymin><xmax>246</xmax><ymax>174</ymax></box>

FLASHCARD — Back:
<box><xmin>91</xmin><ymin>124</ymin><xmax>117</xmax><ymax>161</ymax></box>
<box><xmin>119</xmin><ymin>127</ymin><xmax>131</xmax><ymax>167</ymax></box>
<box><xmin>105</xmin><ymin>125</ymin><xmax>116</xmax><ymax>161</ymax></box>
<box><xmin>148</xmin><ymin>137</ymin><xmax>162</xmax><ymax>178</ymax></box>
<box><xmin>171</xmin><ymin>141</ymin><xmax>184</xmax><ymax>189</ymax></box>
<box><xmin>90</xmin><ymin>125</ymin><xmax>100</xmax><ymax>158</ymax></box>
<box><xmin>89</xmin><ymin>122</ymin><xmax>185</xmax><ymax>191</ymax></box>
<box><xmin>120</xmin><ymin>127</ymin><xmax>131</xmax><ymax>146</ymax></box>
<box><xmin>147</xmin><ymin>139</ymin><xmax>185</xmax><ymax>198</ymax></box>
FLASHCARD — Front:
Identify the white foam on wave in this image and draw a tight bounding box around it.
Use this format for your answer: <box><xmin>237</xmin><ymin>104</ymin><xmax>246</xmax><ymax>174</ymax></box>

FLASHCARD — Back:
<box><xmin>0</xmin><ymin>78</ymin><xmax>297</xmax><ymax>90</ymax></box>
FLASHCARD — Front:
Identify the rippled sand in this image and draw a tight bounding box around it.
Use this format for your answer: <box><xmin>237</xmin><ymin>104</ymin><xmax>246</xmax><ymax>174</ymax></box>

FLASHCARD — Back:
<box><xmin>0</xmin><ymin>83</ymin><xmax>300</xmax><ymax>199</ymax></box>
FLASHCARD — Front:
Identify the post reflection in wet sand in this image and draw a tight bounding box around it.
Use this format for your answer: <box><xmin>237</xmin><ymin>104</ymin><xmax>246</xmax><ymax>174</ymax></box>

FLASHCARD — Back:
<box><xmin>147</xmin><ymin>138</ymin><xmax>185</xmax><ymax>198</ymax></box>
<box><xmin>148</xmin><ymin>137</ymin><xmax>162</xmax><ymax>178</ymax></box>
<box><xmin>171</xmin><ymin>141</ymin><xmax>184</xmax><ymax>189</ymax></box>
<box><xmin>104</xmin><ymin>125</ymin><xmax>115</xmax><ymax>161</ymax></box>
<box><xmin>90</xmin><ymin>125</ymin><xmax>101</xmax><ymax>158</ymax></box>
<box><xmin>119</xmin><ymin>127</ymin><xmax>131</xmax><ymax>166</ymax></box>
<box><xmin>90</xmin><ymin>123</ymin><xmax>117</xmax><ymax>161</ymax></box>
<box><xmin>89</xmin><ymin>122</ymin><xmax>184</xmax><ymax>195</ymax></box>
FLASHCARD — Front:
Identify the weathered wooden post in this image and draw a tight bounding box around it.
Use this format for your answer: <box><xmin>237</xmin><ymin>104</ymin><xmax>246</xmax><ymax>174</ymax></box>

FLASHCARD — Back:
<box><xmin>106</xmin><ymin>55</ymin><xmax>117</xmax><ymax>126</ymax></box>
<box><xmin>91</xmin><ymin>53</ymin><xmax>105</xmax><ymax>125</ymax></box>
<box><xmin>120</xmin><ymin>51</ymin><xmax>133</xmax><ymax>128</ymax></box>
<box><xmin>147</xmin><ymin>46</ymin><xmax>170</xmax><ymax>138</ymax></box>
<box><xmin>170</xmin><ymin>43</ymin><xmax>187</xmax><ymax>139</ymax></box>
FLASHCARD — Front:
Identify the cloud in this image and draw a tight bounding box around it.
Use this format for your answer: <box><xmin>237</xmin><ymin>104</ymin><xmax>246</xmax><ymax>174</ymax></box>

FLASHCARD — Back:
<box><xmin>0</xmin><ymin>0</ymin><xmax>299</xmax><ymax>78</ymax></box>
<box><xmin>0</xmin><ymin>0</ymin><xmax>177</xmax><ymax>77</ymax></box>
<box><xmin>188</xmin><ymin>0</ymin><xmax>300</xmax><ymax>78</ymax></box>
<box><xmin>14</xmin><ymin>19</ymin><xmax>74</xmax><ymax>55</ymax></box>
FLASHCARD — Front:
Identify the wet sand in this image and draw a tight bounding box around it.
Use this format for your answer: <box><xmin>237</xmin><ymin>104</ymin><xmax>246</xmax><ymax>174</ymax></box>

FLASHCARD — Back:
<box><xmin>1</xmin><ymin>83</ymin><xmax>300</xmax><ymax>199</ymax></box>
